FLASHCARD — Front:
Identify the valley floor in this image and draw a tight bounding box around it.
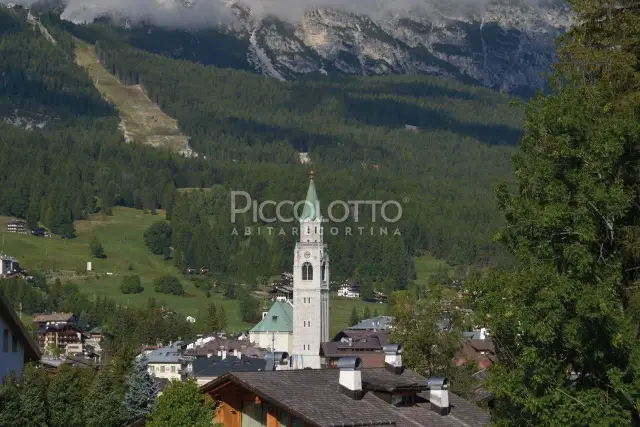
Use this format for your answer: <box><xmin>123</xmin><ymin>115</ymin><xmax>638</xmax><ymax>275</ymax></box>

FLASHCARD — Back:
<box><xmin>1</xmin><ymin>208</ymin><xmax>382</xmax><ymax>335</ymax></box>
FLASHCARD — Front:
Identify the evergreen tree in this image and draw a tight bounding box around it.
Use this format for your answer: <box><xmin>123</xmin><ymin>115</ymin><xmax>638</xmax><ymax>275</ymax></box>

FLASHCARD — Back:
<box><xmin>217</xmin><ymin>305</ymin><xmax>228</xmax><ymax>332</ymax></box>
<box><xmin>472</xmin><ymin>1</ymin><xmax>640</xmax><ymax>423</ymax></box>
<box><xmin>0</xmin><ymin>373</ymin><xmax>22</xmax><ymax>427</ymax></box>
<box><xmin>363</xmin><ymin>306</ymin><xmax>371</xmax><ymax>320</ymax></box>
<box><xmin>349</xmin><ymin>307</ymin><xmax>360</xmax><ymax>326</ymax></box>
<box><xmin>90</xmin><ymin>237</ymin><xmax>105</xmax><ymax>259</ymax></box>
<box><xmin>47</xmin><ymin>365</ymin><xmax>94</xmax><ymax>427</ymax></box>
<box><xmin>147</xmin><ymin>379</ymin><xmax>215</xmax><ymax>427</ymax></box>
<box><xmin>19</xmin><ymin>364</ymin><xmax>49</xmax><ymax>427</ymax></box>
<box><xmin>77</xmin><ymin>310</ymin><xmax>89</xmax><ymax>330</ymax></box>
<box><xmin>83</xmin><ymin>367</ymin><xmax>125</xmax><ymax>427</ymax></box>
<box><xmin>204</xmin><ymin>302</ymin><xmax>219</xmax><ymax>333</ymax></box>
<box><xmin>123</xmin><ymin>355</ymin><xmax>159</xmax><ymax>422</ymax></box>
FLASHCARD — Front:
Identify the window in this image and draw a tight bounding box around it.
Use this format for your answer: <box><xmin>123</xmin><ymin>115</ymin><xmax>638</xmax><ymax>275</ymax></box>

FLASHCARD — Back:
<box><xmin>12</xmin><ymin>334</ymin><xmax>18</xmax><ymax>352</ymax></box>
<box><xmin>160</xmin><ymin>366</ymin><xmax>165</xmax><ymax>373</ymax></box>
<box><xmin>307</xmin><ymin>227</ymin><xmax>310</xmax><ymax>234</ymax></box>
<box><xmin>321</xmin><ymin>262</ymin><xmax>326</xmax><ymax>281</ymax></box>
<box><xmin>2</xmin><ymin>329</ymin><xmax>7</xmax><ymax>352</ymax></box>
<box><xmin>302</xmin><ymin>262</ymin><xmax>313</xmax><ymax>280</ymax></box>
<box><xmin>280</xmin><ymin>412</ymin><xmax>291</xmax><ymax>427</ymax></box>
<box><xmin>242</xmin><ymin>399</ymin><xmax>266</xmax><ymax>427</ymax></box>
<box><xmin>149</xmin><ymin>366</ymin><xmax>155</xmax><ymax>373</ymax></box>
<box><xmin>307</xmin><ymin>321</ymin><xmax>310</xmax><ymax>327</ymax></box>
<box><xmin>171</xmin><ymin>366</ymin><xmax>176</xmax><ymax>373</ymax></box>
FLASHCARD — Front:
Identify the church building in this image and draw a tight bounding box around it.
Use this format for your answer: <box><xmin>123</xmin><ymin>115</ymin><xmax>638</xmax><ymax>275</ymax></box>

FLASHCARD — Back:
<box><xmin>290</xmin><ymin>173</ymin><xmax>330</xmax><ymax>369</ymax></box>
<box><xmin>249</xmin><ymin>173</ymin><xmax>330</xmax><ymax>369</ymax></box>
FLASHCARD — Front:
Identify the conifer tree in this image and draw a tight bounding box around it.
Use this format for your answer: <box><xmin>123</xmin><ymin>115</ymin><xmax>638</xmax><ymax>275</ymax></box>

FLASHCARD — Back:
<box><xmin>0</xmin><ymin>373</ymin><xmax>22</xmax><ymax>427</ymax></box>
<box><xmin>349</xmin><ymin>307</ymin><xmax>360</xmax><ymax>326</ymax></box>
<box><xmin>472</xmin><ymin>1</ymin><xmax>640</xmax><ymax>423</ymax></box>
<box><xmin>19</xmin><ymin>364</ymin><xmax>49</xmax><ymax>427</ymax></box>
<box><xmin>84</xmin><ymin>367</ymin><xmax>125</xmax><ymax>427</ymax></box>
<box><xmin>363</xmin><ymin>306</ymin><xmax>371</xmax><ymax>320</ymax></box>
<box><xmin>205</xmin><ymin>302</ymin><xmax>219</xmax><ymax>333</ymax></box>
<box><xmin>217</xmin><ymin>305</ymin><xmax>228</xmax><ymax>332</ymax></box>
<box><xmin>123</xmin><ymin>355</ymin><xmax>160</xmax><ymax>422</ymax></box>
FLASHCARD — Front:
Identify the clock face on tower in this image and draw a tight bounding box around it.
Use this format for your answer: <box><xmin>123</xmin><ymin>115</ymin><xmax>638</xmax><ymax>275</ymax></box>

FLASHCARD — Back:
<box><xmin>304</xmin><ymin>251</ymin><xmax>311</xmax><ymax>259</ymax></box>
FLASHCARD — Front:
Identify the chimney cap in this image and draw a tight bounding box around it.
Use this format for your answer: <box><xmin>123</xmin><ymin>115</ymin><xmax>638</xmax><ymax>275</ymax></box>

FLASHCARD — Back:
<box><xmin>382</xmin><ymin>344</ymin><xmax>402</xmax><ymax>355</ymax></box>
<box><xmin>337</xmin><ymin>356</ymin><xmax>362</xmax><ymax>371</ymax></box>
<box><xmin>427</xmin><ymin>377</ymin><xmax>448</xmax><ymax>389</ymax></box>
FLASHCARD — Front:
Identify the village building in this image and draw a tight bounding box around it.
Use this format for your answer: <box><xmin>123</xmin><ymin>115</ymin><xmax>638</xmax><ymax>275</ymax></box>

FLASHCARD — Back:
<box><xmin>321</xmin><ymin>329</ymin><xmax>390</xmax><ymax>368</ymax></box>
<box><xmin>6</xmin><ymin>219</ymin><xmax>26</xmax><ymax>233</ymax></box>
<box><xmin>38</xmin><ymin>324</ymin><xmax>86</xmax><ymax>354</ymax></box>
<box><xmin>203</xmin><ymin>348</ymin><xmax>489</xmax><ymax>427</ymax></box>
<box><xmin>191</xmin><ymin>354</ymin><xmax>267</xmax><ymax>385</ymax></box>
<box><xmin>337</xmin><ymin>281</ymin><xmax>360</xmax><ymax>298</ymax></box>
<box><xmin>350</xmin><ymin>315</ymin><xmax>394</xmax><ymax>331</ymax></box>
<box><xmin>33</xmin><ymin>312</ymin><xmax>76</xmax><ymax>329</ymax></box>
<box><xmin>249</xmin><ymin>300</ymin><xmax>293</xmax><ymax>354</ymax></box>
<box><xmin>145</xmin><ymin>341</ymin><xmax>192</xmax><ymax>381</ymax></box>
<box><xmin>0</xmin><ymin>292</ymin><xmax>40</xmax><ymax>383</ymax></box>
<box><xmin>0</xmin><ymin>254</ymin><xmax>21</xmax><ymax>277</ymax></box>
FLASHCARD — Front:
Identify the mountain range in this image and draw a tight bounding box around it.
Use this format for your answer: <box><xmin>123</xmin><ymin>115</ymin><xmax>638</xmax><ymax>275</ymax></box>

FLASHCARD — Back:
<box><xmin>44</xmin><ymin>0</ymin><xmax>575</xmax><ymax>96</ymax></box>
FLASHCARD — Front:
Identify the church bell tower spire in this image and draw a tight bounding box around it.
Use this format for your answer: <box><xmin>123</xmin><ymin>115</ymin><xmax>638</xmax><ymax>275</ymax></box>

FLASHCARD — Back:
<box><xmin>291</xmin><ymin>171</ymin><xmax>330</xmax><ymax>369</ymax></box>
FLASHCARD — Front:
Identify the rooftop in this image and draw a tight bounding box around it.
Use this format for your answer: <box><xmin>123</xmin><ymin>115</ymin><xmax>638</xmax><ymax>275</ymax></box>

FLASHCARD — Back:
<box><xmin>192</xmin><ymin>355</ymin><xmax>266</xmax><ymax>378</ymax></box>
<box><xmin>300</xmin><ymin>177</ymin><xmax>320</xmax><ymax>221</ymax></box>
<box><xmin>145</xmin><ymin>346</ymin><xmax>184</xmax><ymax>364</ymax></box>
<box><xmin>204</xmin><ymin>368</ymin><xmax>489</xmax><ymax>427</ymax></box>
<box><xmin>33</xmin><ymin>312</ymin><xmax>74</xmax><ymax>322</ymax></box>
<box><xmin>250</xmin><ymin>301</ymin><xmax>293</xmax><ymax>333</ymax></box>
<box><xmin>350</xmin><ymin>316</ymin><xmax>394</xmax><ymax>331</ymax></box>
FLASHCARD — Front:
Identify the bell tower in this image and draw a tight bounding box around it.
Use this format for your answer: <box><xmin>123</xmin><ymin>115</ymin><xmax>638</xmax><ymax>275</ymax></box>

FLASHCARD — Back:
<box><xmin>291</xmin><ymin>171</ymin><xmax>330</xmax><ymax>369</ymax></box>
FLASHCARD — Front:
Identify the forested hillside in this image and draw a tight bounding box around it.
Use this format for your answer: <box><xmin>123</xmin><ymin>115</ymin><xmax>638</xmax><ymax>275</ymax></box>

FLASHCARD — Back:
<box><xmin>0</xmin><ymin>9</ymin><xmax>522</xmax><ymax>291</ymax></box>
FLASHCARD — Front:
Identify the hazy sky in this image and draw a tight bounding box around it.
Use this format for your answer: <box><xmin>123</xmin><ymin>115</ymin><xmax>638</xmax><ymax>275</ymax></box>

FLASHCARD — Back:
<box><xmin>15</xmin><ymin>0</ymin><xmax>505</xmax><ymax>27</ymax></box>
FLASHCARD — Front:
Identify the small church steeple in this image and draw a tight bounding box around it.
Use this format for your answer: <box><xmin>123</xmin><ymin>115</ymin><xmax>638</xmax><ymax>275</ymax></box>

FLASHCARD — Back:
<box><xmin>300</xmin><ymin>170</ymin><xmax>320</xmax><ymax>222</ymax></box>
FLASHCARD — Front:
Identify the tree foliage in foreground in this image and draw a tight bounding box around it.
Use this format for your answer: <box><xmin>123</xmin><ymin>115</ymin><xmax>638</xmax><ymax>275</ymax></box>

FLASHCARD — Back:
<box><xmin>472</xmin><ymin>1</ymin><xmax>640</xmax><ymax>424</ymax></box>
<box><xmin>147</xmin><ymin>379</ymin><xmax>216</xmax><ymax>427</ymax></box>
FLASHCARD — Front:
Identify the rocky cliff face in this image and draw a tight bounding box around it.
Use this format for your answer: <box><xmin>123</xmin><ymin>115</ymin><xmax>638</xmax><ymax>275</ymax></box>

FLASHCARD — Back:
<box><xmin>45</xmin><ymin>0</ymin><xmax>574</xmax><ymax>95</ymax></box>
<box><xmin>239</xmin><ymin>1</ymin><xmax>573</xmax><ymax>96</ymax></box>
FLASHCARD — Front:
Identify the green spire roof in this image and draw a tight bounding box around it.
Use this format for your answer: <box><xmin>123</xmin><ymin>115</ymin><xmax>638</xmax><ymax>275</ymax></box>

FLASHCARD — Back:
<box><xmin>249</xmin><ymin>301</ymin><xmax>293</xmax><ymax>333</ymax></box>
<box><xmin>300</xmin><ymin>178</ymin><xmax>320</xmax><ymax>221</ymax></box>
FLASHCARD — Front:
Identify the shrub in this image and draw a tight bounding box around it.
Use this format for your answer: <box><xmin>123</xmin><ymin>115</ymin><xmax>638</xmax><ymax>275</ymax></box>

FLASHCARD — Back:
<box><xmin>153</xmin><ymin>276</ymin><xmax>184</xmax><ymax>296</ymax></box>
<box><xmin>121</xmin><ymin>275</ymin><xmax>144</xmax><ymax>294</ymax></box>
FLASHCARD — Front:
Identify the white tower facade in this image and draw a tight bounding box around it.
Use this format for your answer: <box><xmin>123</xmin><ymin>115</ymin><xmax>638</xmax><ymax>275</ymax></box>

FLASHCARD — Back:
<box><xmin>291</xmin><ymin>175</ymin><xmax>330</xmax><ymax>369</ymax></box>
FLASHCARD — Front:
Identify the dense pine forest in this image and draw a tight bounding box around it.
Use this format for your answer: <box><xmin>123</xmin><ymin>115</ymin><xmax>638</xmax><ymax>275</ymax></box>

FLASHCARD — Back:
<box><xmin>0</xmin><ymin>8</ymin><xmax>522</xmax><ymax>287</ymax></box>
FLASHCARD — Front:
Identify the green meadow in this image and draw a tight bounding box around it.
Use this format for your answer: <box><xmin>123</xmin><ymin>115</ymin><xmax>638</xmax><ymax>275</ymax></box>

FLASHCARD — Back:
<box><xmin>1</xmin><ymin>208</ymin><xmax>384</xmax><ymax>335</ymax></box>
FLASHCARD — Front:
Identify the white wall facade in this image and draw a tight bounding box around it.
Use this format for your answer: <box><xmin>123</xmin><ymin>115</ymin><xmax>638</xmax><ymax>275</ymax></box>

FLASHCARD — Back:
<box><xmin>249</xmin><ymin>331</ymin><xmax>292</xmax><ymax>353</ymax></box>
<box><xmin>0</xmin><ymin>316</ymin><xmax>26</xmax><ymax>384</ymax></box>
<box><xmin>148</xmin><ymin>362</ymin><xmax>183</xmax><ymax>381</ymax></box>
<box><xmin>292</xmin><ymin>216</ymin><xmax>330</xmax><ymax>369</ymax></box>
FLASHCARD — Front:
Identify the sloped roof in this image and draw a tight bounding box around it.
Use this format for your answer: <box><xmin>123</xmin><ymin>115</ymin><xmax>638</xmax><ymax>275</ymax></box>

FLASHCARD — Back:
<box><xmin>202</xmin><ymin>368</ymin><xmax>489</xmax><ymax>427</ymax></box>
<box><xmin>250</xmin><ymin>301</ymin><xmax>293</xmax><ymax>333</ymax></box>
<box><xmin>350</xmin><ymin>316</ymin><xmax>394</xmax><ymax>330</ymax></box>
<box><xmin>300</xmin><ymin>178</ymin><xmax>320</xmax><ymax>221</ymax></box>
<box><xmin>0</xmin><ymin>292</ymin><xmax>40</xmax><ymax>362</ymax></box>
<box><xmin>192</xmin><ymin>355</ymin><xmax>266</xmax><ymax>378</ymax></box>
<box><xmin>33</xmin><ymin>313</ymin><xmax>74</xmax><ymax>322</ymax></box>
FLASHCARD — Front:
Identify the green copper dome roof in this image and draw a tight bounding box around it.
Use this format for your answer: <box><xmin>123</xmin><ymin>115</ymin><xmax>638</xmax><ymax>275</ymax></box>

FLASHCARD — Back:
<box><xmin>300</xmin><ymin>178</ymin><xmax>320</xmax><ymax>221</ymax></box>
